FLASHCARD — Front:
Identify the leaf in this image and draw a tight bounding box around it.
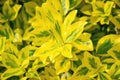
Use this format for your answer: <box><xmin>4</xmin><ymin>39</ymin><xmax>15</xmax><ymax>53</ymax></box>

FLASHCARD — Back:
<box><xmin>85</xmin><ymin>0</ymin><xmax>96</xmax><ymax>4</ymax></box>
<box><xmin>73</xmin><ymin>33</ymin><xmax>93</xmax><ymax>51</ymax></box>
<box><xmin>2</xmin><ymin>0</ymin><xmax>13</xmax><ymax>20</ymax></box>
<box><xmin>92</xmin><ymin>1</ymin><xmax>104</xmax><ymax>16</ymax></box>
<box><xmin>115</xmin><ymin>0</ymin><xmax>120</xmax><ymax>7</ymax></box>
<box><xmin>64</xmin><ymin>10</ymin><xmax>77</xmax><ymax>27</ymax></box>
<box><xmin>0</xmin><ymin>37</ymin><xmax>6</xmax><ymax>52</ymax></box>
<box><xmin>80</xmin><ymin>4</ymin><xmax>92</xmax><ymax>15</ymax></box>
<box><xmin>55</xmin><ymin>56</ymin><xmax>71</xmax><ymax>74</ymax></box>
<box><xmin>26</xmin><ymin>68</ymin><xmax>40</xmax><ymax>79</ymax></box>
<box><xmin>0</xmin><ymin>13</ymin><xmax>7</xmax><ymax>23</ymax></box>
<box><xmin>72</xmin><ymin>65</ymin><xmax>90</xmax><ymax>79</ymax></box>
<box><xmin>32</xmin><ymin>59</ymin><xmax>48</xmax><ymax>70</ymax></box>
<box><xmin>61</xmin><ymin>0</ymin><xmax>70</xmax><ymax>15</ymax></box>
<box><xmin>2</xmin><ymin>52</ymin><xmax>20</xmax><ymax>68</ymax></box>
<box><xmin>10</xmin><ymin>4</ymin><xmax>21</xmax><ymax>20</ymax></box>
<box><xmin>71</xmin><ymin>59</ymin><xmax>82</xmax><ymax>71</ymax></box>
<box><xmin>96</xmin><ymin>39</ymin><xmax>113</xmax><ymax>54</ymax></box>
<box><xmin>110</xmin><ymin>15</ymin><xmax>120</xmax><ymax>29</ymax></box>
<box><xmin>65</xmin><ymin>21</ymin><xmax>86</xmax><ymax>42</ymax></box>
<box><xmin>4</xmin><ymin>42</ymin><xmax>19</xmax><ymax>57</ymax></box>
<box><xmin>20</xmin><ymin>77</ymin><xmax>27</xmax><ymax>80</ymax></box>
<box><xmin>108</xmin><ymin>43</ymin><xmax>120</xmax><ymax>61</ymax></box>
<box><xmin>69</xmin><ymin>0</ymin><xmax>82</xmax><ymax>9</ymax></box>
<box><xmin>61</xmin><ymin>44</ymin><xmax>72</xmax><ymax>58</ymax></box>
<box><xmin>19</xmin><ymin>46</ymin><xmax>31</xmax><ymax>69</ymax></box>
<box><xmin>2</xmin><ymin>23</ymin><xmax>14</xmax><ymax>40</ymax></box>
<box><xmin>24</xmin><ymin>1</ymin><xmax>38</xmax><ymax>16</ymax></box>
<box><xmin>2</xmin><ymin>1</ymin><xmax>21</xmax><ymax>21</ymax></box>
<box><xmin>55</xmin><ymin>21</ymin><xmax>61</xmax><ymax>36</ymax></box>
<box><xmin>108</xmin><ymin>62</ymin><xmax>120</xmax><ymax>79</ymax></box>
<box><xmin>45</xmin><ymin>0</ymin><xmax>63</xmax><ymax>23</ymax></box>
<box><xmin>104</xmin><ymin>1</ymin><xmax>114</xmax><ymax>16</ymax></box>
<box><xmin>50</xmin><ymin>21</ymin><xmax>63</xmax><ymax>43</ymax></box>
<box><xmin>98</xmin><ymin>72</ymin><xmax>112</xmax><ymax>80</ymax></box>
<box><xmin>13</xmin><ymin>28</ymin><xmax>23</xmax><ymax>43</ymax></box>
<box><xmin>35</xmin><ymin>31</ymin><xmax>50</xmax><ymax>37</ymax></box>
<box><xmin>34</xmin><ymin>39</ymin><xmax>57</xmax><ymax>63</ymax></box>
<box><xmin>95</xmin><ymin>34</ymin><xmax>120</xmax><ymax>55</ymax></box>
<box><xmin>1</xmin><ymin>68</ymin><xmax>24</xmax><ymax>80</ymax></box>
<box><xmin>82</xmin><ymin>51</ymin><xmax>101</xmax><ymax>70</ymax></box>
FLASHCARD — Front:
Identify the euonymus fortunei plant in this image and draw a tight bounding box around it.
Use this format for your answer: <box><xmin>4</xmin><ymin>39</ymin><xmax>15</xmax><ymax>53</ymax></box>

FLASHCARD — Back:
<box><xmin>0</xmin><ymin>0</ymin><xmax>120</xmax><ymax>80</ymax></box>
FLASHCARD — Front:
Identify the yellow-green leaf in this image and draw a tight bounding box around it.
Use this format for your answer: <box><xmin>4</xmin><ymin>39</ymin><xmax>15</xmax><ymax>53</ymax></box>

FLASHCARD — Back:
<box><xmin>85</xmin><ymin>0</ymin><xmax>96</xmax><ymax>4</ymax></box>
<box><xmin>108</xmin><ymin>43</ymin><xmax>120</xmax><ymax>61</ymax></box>
<box><xmin>61</xmin><ymin>0</ymin><xmax>69</xmax><ymax>15</ymax></box>
<box><xmin>2</xmin><ymin>52</ymin><xmax>20</xmax><ymax>68</ymax></box>
<box><xmin>10</xmin><ymin>4</ymin><xmax>21</xmax><ymax>20</ymax></box>
<box><xmin>80</xmin><ymin>4</ymin><xmax>92</xmax><ymax>15</ymax></box>
<box><xmin>55</xmin><ymin>56</ymin><xmax>71</xmax><ymax>74</ymax></box>
<box><xmin>61</xmin><ymin>44</ymin><xmax>72</xmax><ymax>58</ymax></box>
<box><xmin>1</xmin><ymin>68</ymin><xmax>24</xmax><ymax>80</ymax></box>
<box><xmin>69</xmin><ymin>0</ymin><xmax>82</xmax><ymax>9</ymax></box>
<box><xmin>34</xmin><ymin>39</ymin><xmax>57</xmax><ymax>63</ymax></box>
<box><xmin>96</xmin><ymin>39</ymin><xmax>113</xmax><ymax>54</ymax></box>
<box><xmin>73</xmin><ymin>33</ymin><xmax>93</xmax><ymax>51</ymax></box>
<box><xmin>98</xmin><ymin>72</ymin><xmax>112</xmax><ymax>80</ymax></box>
<box><xmin>0</xmin><ymin>37</ymin><xmax>6</xmax><ymax>52</ymax></box>
<box><xmin>82</xmin><ymin>52</ymin><xmax>101</xmax><ymax>70</ymax></box>
<box><xmin>24</xmin><ymin>1</ymin><xmax>37</xmax><ymax>16</ymax></box>
<box><xmin>96</xmin><ymin>34</ymin><xmax>120</xmax><ymax>54</ymax></box>
<box><xmin>65</xmin><ymin>21</ymin><xmax>86</xmax><ymax>42</ymax></box>
<box><xmin>104</xmin><ymin>1</ymin><xmax>114</xmax><ymax>16</ymax></box>
<box><xmin>64</xmin><ymin>10</ymin><xmax>77</xmax><ymax>27</ymax></box>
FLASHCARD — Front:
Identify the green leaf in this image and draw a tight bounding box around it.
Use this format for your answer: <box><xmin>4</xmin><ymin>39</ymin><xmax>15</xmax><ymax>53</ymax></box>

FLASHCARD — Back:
<box><xmin>96</xmin><ymin>39</ymin><xmax>113</xmax><ymax>54</ymax></box>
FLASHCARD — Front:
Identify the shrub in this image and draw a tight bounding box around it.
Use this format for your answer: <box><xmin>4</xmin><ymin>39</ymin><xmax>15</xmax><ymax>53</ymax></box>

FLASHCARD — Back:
<box><xmin>0</xmin><ymin>0</ymin><xmax>120</xmax><ymax>80</ymax></box>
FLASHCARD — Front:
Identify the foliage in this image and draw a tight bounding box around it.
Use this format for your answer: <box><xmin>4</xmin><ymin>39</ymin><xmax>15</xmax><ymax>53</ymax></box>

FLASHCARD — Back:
<box><xmin>0</xmin><ymin>0</ymin><xmax>120</xmax><ymax>80</ymax></box>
